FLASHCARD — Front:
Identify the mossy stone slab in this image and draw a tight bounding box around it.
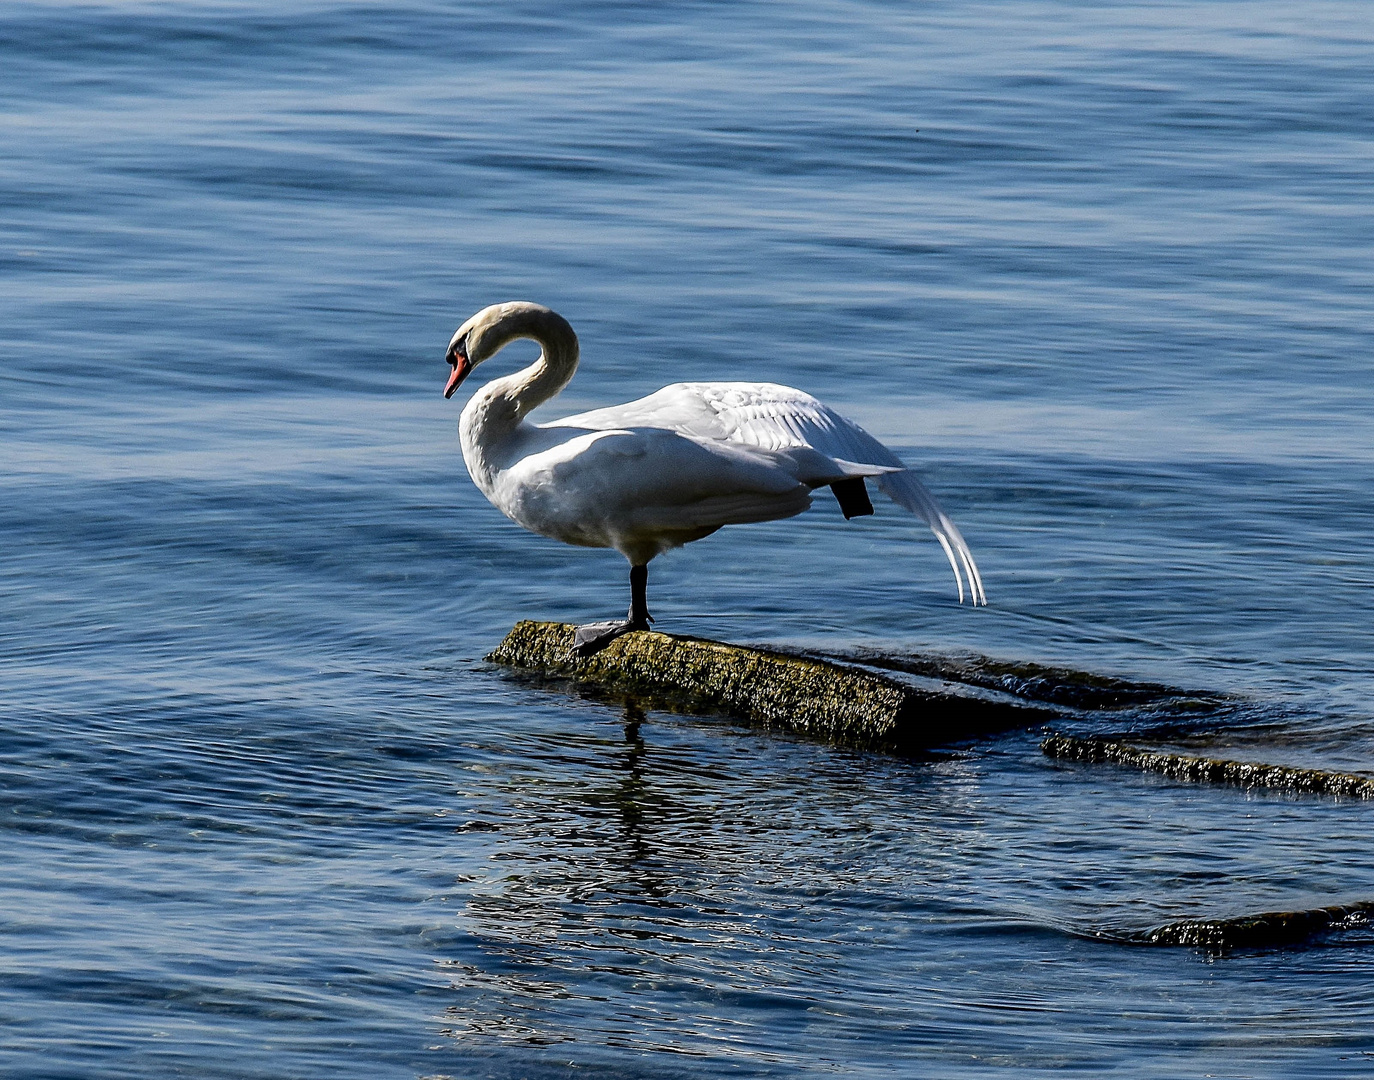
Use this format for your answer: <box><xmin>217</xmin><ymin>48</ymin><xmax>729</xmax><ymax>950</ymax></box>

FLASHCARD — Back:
<box><xmin>1044</xmin><ymin>734</ymin><xmax>1374</xmax><ymax>799</ymax></box>
<box><xmin>488</xmin><ymin>621</ymin><xmax>1042</xmax><ymax>752</ymax></box>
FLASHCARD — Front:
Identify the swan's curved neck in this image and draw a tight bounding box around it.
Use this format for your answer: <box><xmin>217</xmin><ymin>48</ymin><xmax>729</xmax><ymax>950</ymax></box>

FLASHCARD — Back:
<box><xmin>459</xmin><ymin>307</ymin><xmax>579</xmax><ymax>486</ymax></box>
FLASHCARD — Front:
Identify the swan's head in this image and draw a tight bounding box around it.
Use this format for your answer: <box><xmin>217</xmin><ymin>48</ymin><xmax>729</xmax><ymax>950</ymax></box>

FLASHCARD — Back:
<box><xmin>443</xmin><ymin>301</ymin><xmax>572</xmax><ymax>399</ymax></box>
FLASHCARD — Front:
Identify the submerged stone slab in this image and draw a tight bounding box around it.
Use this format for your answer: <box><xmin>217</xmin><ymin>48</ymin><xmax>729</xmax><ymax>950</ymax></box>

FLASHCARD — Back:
<box><xmin>1130</xmin><ymin>901</ymin><xmax>1374</xmax><ymax>951</ymax></box>
<box><xmin>488</xmin><ymin>621</ymin><xmax>1047</xmax><ymax>752</ymax></box>
<box><xmin>1043</xmin><ymin>734</ymin><xmax>1374</xmax><ymax>799</ymax></box>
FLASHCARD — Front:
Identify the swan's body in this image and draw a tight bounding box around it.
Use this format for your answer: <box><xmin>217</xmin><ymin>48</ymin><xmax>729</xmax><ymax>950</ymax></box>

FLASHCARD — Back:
<box><xmin>444</xmin><ymin>302</ymin><xmax>984</xmax><ymax>651</ymax></box>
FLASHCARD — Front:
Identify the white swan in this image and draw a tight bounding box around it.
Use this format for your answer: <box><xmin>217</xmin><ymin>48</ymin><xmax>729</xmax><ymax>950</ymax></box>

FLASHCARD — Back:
<box><xmin>443</xmin><ymin>302</ymin><xmax>985</xmax><ymax>653</ymax></box>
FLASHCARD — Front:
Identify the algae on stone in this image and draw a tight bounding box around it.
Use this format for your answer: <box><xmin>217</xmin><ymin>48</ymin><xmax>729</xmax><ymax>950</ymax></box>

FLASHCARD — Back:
<box><xmin>1043</xmin><ymin>734</ymin><xmax>1374</xmax><ymax>799</ymax></box>
<box><xmin>489</xmin><ymin>621</ymin><xmax>1043</xmax><ymax>751</ymax></box>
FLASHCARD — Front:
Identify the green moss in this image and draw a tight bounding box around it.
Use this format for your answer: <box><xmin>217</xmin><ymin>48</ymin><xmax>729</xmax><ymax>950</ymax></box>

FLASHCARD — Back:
<box><xmin>488</xmin><ymin>621</ymin><xmax>1044</xmax><ymax>752</ymax></box>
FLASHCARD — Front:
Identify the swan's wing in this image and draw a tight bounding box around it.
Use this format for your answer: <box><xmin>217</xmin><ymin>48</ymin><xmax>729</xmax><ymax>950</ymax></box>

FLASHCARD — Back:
<box><xmin>545</xmin><ymin>385</ymin><xmax>723</xmax><ymax>434</ymax></box>
<box><xmin>498</xmin><ymin>426</ymin><xmax>815</xmax><ymax>560</ymax></box>
<box><xmin>560</xmin><ymin>382</ymin><xmax>879</xmax><ymax>455</ymax></box>
<box><xmin>547</xmin><ymin>384</ymin><xmax>890</xmax><ymax>485</ymax></box>
<box><xmin>677</xmin><ymin>382</ymin><xmax>901</xmax><ymax>462</ymax></box>
<box><xmin>548</xmin><ymin>381</ymin><xmax>986</xmax><ymax>604</ymax></box>
<box><xmin>541</xmin><ymin>426</ymin><xmax>805</xmax><ymax>508</ymax></box>
<box><xmin>694</xmin><ymin>382</ymin><xmax>987</xmax><ymax>605</ymax></box>
<box><xmin>664</xmin><ymin>383</ymin><xmax>986</xmax><ymax>604</ymax></box>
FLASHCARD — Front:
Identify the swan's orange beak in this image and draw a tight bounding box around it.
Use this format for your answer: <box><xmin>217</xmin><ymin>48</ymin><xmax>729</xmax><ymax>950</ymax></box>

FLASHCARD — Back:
<box><xmin>444</xmin><ymin>344</ymin><xmax>472</xmax><ymax>399</ymax></box>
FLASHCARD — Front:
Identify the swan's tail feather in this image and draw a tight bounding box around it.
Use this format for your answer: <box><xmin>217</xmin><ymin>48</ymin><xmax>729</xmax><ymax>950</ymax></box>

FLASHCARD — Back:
<box><xmin>876</xmin><ymin>470</ymin><xmax>987</xmax><ymax>606</ymax></box>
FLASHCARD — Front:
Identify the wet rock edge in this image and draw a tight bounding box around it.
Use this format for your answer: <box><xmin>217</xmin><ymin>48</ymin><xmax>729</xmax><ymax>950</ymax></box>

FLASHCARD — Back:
<box><xmin>487</xmin><ymin>620</ymin><xmax>1048</xmax><ymax>753</ymax></box>
<box><xmin>1043</xmin><ymin>733</ymin><xmax>1374</xmax><ymax>800</ymax></box>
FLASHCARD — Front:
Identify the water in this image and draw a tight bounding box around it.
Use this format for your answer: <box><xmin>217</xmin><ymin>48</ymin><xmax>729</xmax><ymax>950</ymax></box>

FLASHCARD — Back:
<box><xmin>3</xmin><ymin>1</ymin><xmax>1373</xmax><ymax>1075</ymax></box>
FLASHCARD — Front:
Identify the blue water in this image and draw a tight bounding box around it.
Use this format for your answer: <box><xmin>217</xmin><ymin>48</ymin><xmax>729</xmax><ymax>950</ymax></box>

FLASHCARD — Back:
<box><xmin>4</xmin><ymin>1</ymin><xmax>1374</xmax><ymax>1076</ymax></box>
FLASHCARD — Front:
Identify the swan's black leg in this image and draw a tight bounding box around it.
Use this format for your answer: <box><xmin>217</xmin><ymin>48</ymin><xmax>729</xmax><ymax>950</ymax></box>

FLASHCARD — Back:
<box><xmin>831</xmin><ymin>478</ymin><xmax>874</xmax><ymax>519</ymax></box>
<box><xmin>628</xmin><ymin>564</ymin><xmax>650</xmax><ymax>626</ymax></box>
<box><xmin>573</xmin><ymin>563</ymin><xmax>654</xmax><ymax>657</ymax></box>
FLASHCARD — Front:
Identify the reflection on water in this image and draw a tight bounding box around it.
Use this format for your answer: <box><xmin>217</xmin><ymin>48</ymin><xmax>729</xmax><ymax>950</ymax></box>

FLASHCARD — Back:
<box><xmin>437</xmin><ymin>691</ymin><xmax>1374</xmax><ymax>1075</ymax></box>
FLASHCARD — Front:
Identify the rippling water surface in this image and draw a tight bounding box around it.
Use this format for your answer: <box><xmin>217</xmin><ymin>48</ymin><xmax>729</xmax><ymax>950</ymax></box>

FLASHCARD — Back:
<box><xmin>4</xmin><ymin>1</ymin><xmax>1374</xmax><ymax>1076</ymax></box>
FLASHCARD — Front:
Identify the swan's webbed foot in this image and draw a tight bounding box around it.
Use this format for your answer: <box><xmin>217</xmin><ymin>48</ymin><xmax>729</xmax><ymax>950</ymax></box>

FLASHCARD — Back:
<box><xmin>571</xmin><ymin>563</ymin><xmax>653</xmax><ymax>658</ymax></box>
<box><xmin>571</xmin><ymin>614</ymin><xmax>652</xmax><ymax>657</ymax></box>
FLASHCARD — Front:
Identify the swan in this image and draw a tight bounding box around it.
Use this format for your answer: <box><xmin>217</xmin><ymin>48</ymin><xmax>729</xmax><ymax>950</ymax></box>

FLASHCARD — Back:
<box><xmin>443</xmin><ymin>302</ymin><xmax>985</xmax><ymax>654</ymax></box>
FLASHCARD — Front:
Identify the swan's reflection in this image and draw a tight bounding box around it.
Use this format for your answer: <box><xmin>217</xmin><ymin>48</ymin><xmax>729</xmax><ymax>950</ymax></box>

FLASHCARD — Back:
<box><xmin>443</xmin><ymin>697</ymin><xmax>730</xmax><ymax>1048</ymax></box>
<box><xmin>611</xmin><ymin>700</ymin><xmax>652</xmax><ymax>871</ymax></box>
